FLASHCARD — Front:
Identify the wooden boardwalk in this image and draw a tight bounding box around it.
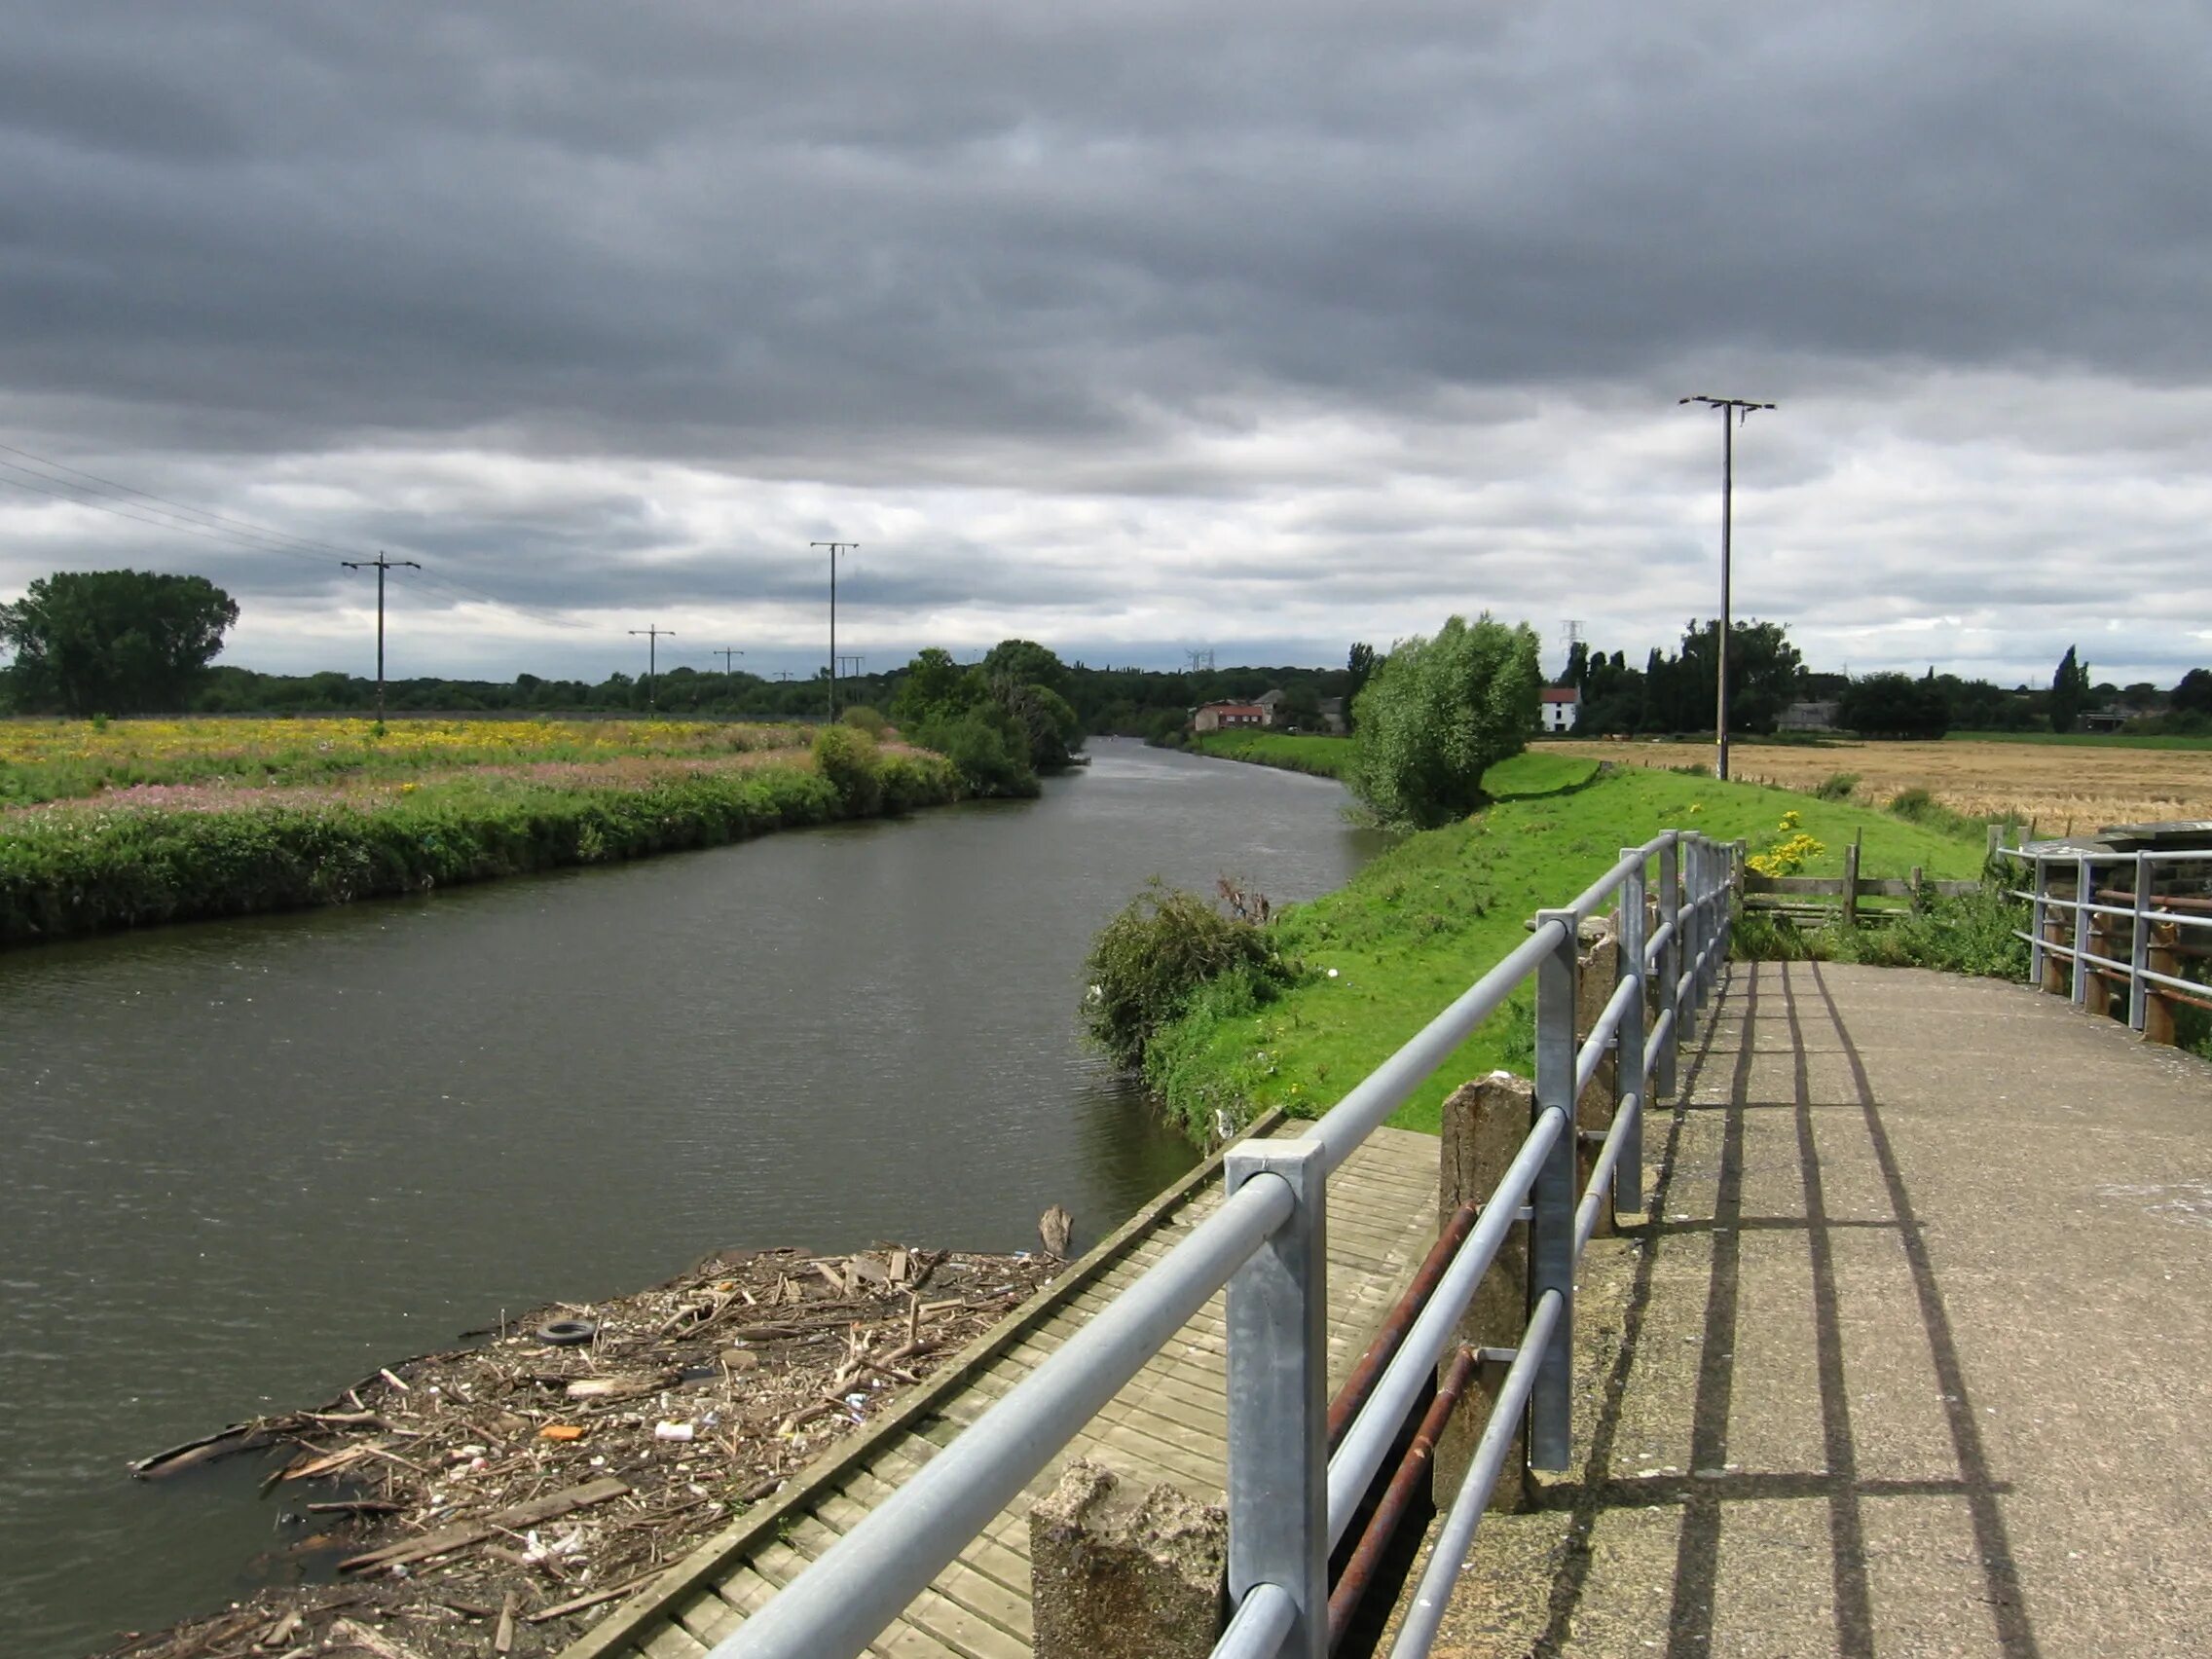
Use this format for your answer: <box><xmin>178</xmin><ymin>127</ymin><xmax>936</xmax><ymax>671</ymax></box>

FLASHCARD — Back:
<box><xmin>565</xmin><ymin>1118</ymin><xmax>1441</xmax><ymax>1659</ymax></box>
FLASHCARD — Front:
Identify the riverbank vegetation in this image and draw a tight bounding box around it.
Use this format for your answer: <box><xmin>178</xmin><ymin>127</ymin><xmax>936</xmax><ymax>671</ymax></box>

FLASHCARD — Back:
<box><xmin>1095</xmin><ymin>765</ymin><xmax>1986</xmax><ymax>1145</ymax></box>
<box><xmin>0</xmin><ymin>721</ymin><xmax>962</xmax><ymax>945</ymax></box>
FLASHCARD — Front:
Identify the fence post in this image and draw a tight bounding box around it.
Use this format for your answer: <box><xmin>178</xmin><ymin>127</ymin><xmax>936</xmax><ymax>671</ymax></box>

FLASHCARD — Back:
<box><xmin>2129</xmin><ymin>854</ymin><xmax>2152</xmax><ymax>1034</ymax></box>
<box><xmin>2071</xmin><ymin>856</ymin><xmax>2091</xmax><ymax>1007</ymax></box>
<box><xmin>1529</xmin><ymin>909</ymin><xmax>1579</xmax><ymax>1473</ymax></box>
<box><xmin>2145</xmin><ymin>918</ymin><xmax>2180</xmax><ymax>1049</ymax></box>
<box><xmin>1683</xmin><ymin>841</ymin><xmax>1704</xmax><ymax>1015</ymax></box>
<box><xmin>1843</xmin><ymin>830</ymin><xmax>1862</xmax><ymax>928</ymax></box>
<box><xmin>1614</xmin><ymin>850</ymin><xmax>1648</xmax><ymax>1219</ymax></box>
<box><xmin>1655</xmin><ymin>834</ymin><xmax>1681</xmax><ymax>1099</ymax></box>
<box><xmin>1434</xmin><ymin>1073</ymin><xmax>1532</xmax><ymax>1510</ymax></box>
<box><xmin>1573</xmin><ymin>919</ymin><xmax>1620</xmax><ymax>1240</ymax></box>
<box><xmin>1223</xmin><ymin>1140</ymin><xmax>1327</xmax><ymax>1659</ymax></box>
<box><xmin>2027</xmin><ymin>853</ymin><xmax>2046</xmax><ymax>989</ymax></box>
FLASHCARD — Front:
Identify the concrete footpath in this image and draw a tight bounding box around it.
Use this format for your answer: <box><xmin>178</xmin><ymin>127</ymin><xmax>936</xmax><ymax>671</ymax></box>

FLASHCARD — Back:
<box><xmin>1416</xmin><ymin>961</ymin><xmax>2212</xmax><ymax>1658</ymax></box>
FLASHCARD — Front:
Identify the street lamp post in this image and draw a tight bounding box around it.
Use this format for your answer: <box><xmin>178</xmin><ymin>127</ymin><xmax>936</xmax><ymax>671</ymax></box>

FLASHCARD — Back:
<box><xmin>1678</xmin><ymin>395</ymin><xmax>1774</xmax><ymax>781</ymax></box>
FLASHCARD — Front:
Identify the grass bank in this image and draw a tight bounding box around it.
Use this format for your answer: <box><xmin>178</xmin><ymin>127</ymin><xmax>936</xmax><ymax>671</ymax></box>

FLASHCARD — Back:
<box><xmin>1184</xmin><ymin>730</ymin><xmax>1354</xmax><ymax>777</ymax></box>
<box><xmin>1181</xmin><ymin>732</ymin><xmax>1603</xmax><ymax>800</ymax></box>
<box><xmin>1134</xmin><ymin>764</ymin><xmax>1983</xmax><ymax>1143</ymax></box>
<box><xmin>0</xmin><ymin>733</ymin><xmax>961</xmax><ymax>946</ymax></box>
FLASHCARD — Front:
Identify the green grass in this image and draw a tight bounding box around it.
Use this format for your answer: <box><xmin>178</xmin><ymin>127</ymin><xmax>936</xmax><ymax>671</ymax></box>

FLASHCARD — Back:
<box><xmin>1138</xmin><ymin>764</ymin><xmax>1984</xmax><ymax>1143</ymax></box>
<box><xmin>1186</xmin><ymin>731</ymin><xmax>1353</xmax><ymax>777</ymax></box>
<box><xmin>1183</xmin><ymin>734</ymin><xmax>1603</xmax><ymax>801</ymax></box>
<box><xmin>1944</xmin><ymin>730</ymin><xmax>2212</xmax><ymax>750</ymax></box>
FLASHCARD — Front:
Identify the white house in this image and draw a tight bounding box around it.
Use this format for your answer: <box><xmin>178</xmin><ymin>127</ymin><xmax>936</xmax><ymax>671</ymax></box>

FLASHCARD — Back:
<box><xmin>1539</xmin><ymin>685</ymin><xmax>1580</xmax><ymax>733</ymax></box>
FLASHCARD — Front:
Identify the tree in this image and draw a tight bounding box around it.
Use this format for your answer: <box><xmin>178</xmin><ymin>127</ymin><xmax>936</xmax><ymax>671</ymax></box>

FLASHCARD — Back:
<box><xmin>1838</xmin><ymin>673</ymin><xmax>1949</xmax><ymax>739</ymax></box>
<box><xmin>1345</xmin><ymin>614</ymin><xmax>1542</xmax><ymax>829</ymax></box>
<box><xmin>0</xmin><ymin>570</ymin><xmax>239</xmax><ymax>715</ymax></box>
<box><xmin>2049</xmin><ymin>646</ymin><xmax>2089</xmax><ymax>734</ymax></box>
<box><xmin>979</xmin><ymin>639</ymin><xmax>1071</xmax><ymax>699</ymax></box>
<box><xmin>890</xmin><ymin>646</ymin><xmax>967</xmax><ymax>728</ymax></box>
<box><xmin>1562</xmin><ymin>639</ymin><xmax>1590</xmax><ymax>693</ymax></box>
<box><xmin>1345</xmin><ymin>643</ymin><xmax>1377</xmax><ymax>727</ymax></box>
<box><xmin>2172</xmin><ymin>667</ymin><xmax>2212</xmax><ymax>716</ymax></box>
<box><xmin>1676</xmin><ymin>617</ymin><xmax>1803</xmax><ymax>735</ymax></box>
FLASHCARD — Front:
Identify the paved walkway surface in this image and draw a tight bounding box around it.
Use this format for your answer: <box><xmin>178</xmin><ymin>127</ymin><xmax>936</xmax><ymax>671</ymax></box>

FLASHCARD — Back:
<box><xmin>1423</xmin><ymin>961</ymin><xmax>2212</xmax><ymax>1659</ymax></box>
<box><xmin>567</xmin><ymin>1120</ymin><xmax>1439</xmax><ymax>1659</ymax></box>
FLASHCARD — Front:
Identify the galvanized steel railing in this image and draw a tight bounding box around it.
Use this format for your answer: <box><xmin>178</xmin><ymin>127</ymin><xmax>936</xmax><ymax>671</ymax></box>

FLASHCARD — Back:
<box><xmin>716</xmin><ymin>830</ymin><xmax>1742</xmax><ymax>1659</ymax></box>
<box><xmin>2008</xmin><ymin>845</ymin><xmax>2212</xmax><ymax>1036</ymax></box>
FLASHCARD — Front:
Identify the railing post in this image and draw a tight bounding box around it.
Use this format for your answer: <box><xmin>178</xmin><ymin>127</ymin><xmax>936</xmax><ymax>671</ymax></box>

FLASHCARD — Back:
<box><xmin>2128</xmin><ymin>852</ymin><xmax>2151</xmax><ymax>1033</ymax></box>
<box><xmin>2028</xmin><ymin>852</ymin><xmax>2047</xmax><ymax>989</ymax></box>
<box><xmin>1614</xmin><ymin>850</ymin><xmax>1647</xmax><ymax>1218</ymax></box>
<box><xmin>1656</xmin><ymin>833</ymin><xmax>1680</xmax><ymax>1098</ymax></box>
<box><xmin>1224</xmin><ymin>1140</ymin><xmax>1327</xmax><ymax>1659</ymax></box>
<box><xmin>1529</xmin><ymin>909</ymin><xmax>1578</xmax><ymax>1472</ymax></box>
<box><xmin>1694</xmin><ymin>840</ymin><xmax>1714</xmax><ymax>1014</ymax></box>
<box><xmin>2071</xmin><ymin>856</ymin><xmax>2091</xmax><ymax>1007</ymax></box>
<box><xmin>1681</xmin><ymin>839</ymin><xmax>1703</xmax><ymax>1017</ymax></box>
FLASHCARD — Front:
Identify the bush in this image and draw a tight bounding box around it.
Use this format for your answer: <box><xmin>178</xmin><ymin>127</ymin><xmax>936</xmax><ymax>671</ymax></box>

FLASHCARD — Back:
<box><xmin>1081</xmin><ymin>880</ymin><xmax>1300</xmax><ymax>1070</ymax></box>
<box><xmin>811</xmin><ymin>724</ymin><xmax>882</xmax><ymax>815</ymax></box>
<box><xmin>839</xmin><ymin>704</ymin><xmax>891</xmax><ymax>738</ymax></box>
<box><xmin>1345</xmin><ymin>614</ymin><xmax>1542</xmax><ymax>829</ymax></box>
<box><xmin>913</xmin><ymin>711</ymin><xmax>1037</xmax><ymax>797</ymax></box>
<box><xmin>1814</xmin><ymin>771</ymin><xmax>1860</xmax><ymax>801</ymax></box>
<box><xmin>1732</xmin><ymin>883</ymin><xmax>2030</xmax><ymax>979</ymax></box>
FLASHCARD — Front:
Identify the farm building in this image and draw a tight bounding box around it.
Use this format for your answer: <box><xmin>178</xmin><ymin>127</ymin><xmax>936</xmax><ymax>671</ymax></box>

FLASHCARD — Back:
<box><xmin>1539</xmin><ymin>685</ymin><xmax>1580</xmax><ymax>732</ymax></box>
<box><xmin>1192</xmin><ymin>702</ymin><xmax>1268</xmax><ymax>732</ymax></box>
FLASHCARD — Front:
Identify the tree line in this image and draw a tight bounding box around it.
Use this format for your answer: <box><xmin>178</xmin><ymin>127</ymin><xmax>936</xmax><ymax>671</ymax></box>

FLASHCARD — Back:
<box><xmin>3</xmin><ymin>567</ymin><xmax>2205</xmax><ymax>741</ymax></box>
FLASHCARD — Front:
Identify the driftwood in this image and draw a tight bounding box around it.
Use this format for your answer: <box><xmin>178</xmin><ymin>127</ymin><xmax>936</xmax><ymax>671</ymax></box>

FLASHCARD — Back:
<box><xmin>106</xmin><ymin>1240</ymin><xmax>1057</xmax><ymax>1659</ymax></box>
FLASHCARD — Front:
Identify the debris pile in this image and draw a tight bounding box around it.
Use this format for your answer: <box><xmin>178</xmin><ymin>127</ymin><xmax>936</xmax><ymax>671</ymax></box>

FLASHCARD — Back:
<box><xmin>103</xmin><ymin>1241</ymin><xmax>1061</xmax><ymax>1659</ymax></box>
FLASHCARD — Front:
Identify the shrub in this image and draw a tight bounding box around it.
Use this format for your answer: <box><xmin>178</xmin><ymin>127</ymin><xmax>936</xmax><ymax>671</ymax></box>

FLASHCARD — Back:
<box><xmin>1814</xmin><ymin>771</ymin><xmax>1860</xmax><ymax>801</ymax></box>
<box><xmin>913</xmin><ymin>711</ymin><xmax>1037</xmax><ymax>796</ymax></box>
<box><xmin>1082</xmin><ymin>880</ymin><xmax>1300</xmax><ymax>1070</ymax></box>
<box><xmin>811</xmin><ymin>724</ymin><xmax>882</xmax><ymax>815</ymax></box>
<box><xmin>839</xmin><ymin>704</ymin><xmax>891</xmax><ymax>738</ymax></box>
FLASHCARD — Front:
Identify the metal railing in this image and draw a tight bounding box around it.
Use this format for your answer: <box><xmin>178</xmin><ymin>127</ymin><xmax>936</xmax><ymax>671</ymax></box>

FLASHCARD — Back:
<box><xmin>2008</xmin><ymin>845</ymin><xmax>2212</xmax><ymax>1036</ymax></box>
<box><xmin>715</xmin><ymin>830</ymin><xmax>1742</xmax><ymax>1659</ymax></box>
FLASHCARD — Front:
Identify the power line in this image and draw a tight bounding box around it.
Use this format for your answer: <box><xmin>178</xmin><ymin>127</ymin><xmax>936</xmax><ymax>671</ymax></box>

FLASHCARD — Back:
<box><xmin>340</xmin><ymin>553</ymin><xmax>422</xmax><ymax>722</ymax></box>
<box><xmin>0</xmin><ymin>439</ymin><xmax>370</xmax><ymax>559</ymax></box>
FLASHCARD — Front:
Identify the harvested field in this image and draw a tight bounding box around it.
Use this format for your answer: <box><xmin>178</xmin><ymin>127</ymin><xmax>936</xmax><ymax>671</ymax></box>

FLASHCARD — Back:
<box><xmin>1549</xmin><ymin>738</ymin><xmax>2212</xmax><ymax>831</ymax></box>
<box><xmin>102</xmin><ymin>1241</ymin><xmax>1060</xmax><ymax>1659</ymax></box>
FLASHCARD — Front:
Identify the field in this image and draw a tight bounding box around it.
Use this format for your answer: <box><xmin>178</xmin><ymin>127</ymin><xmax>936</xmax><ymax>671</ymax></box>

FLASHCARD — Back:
<box><xmin>1547</xmin><ymin>737</ymin><xmax>2212</xmax><ymax>832</ymax></box>
<box><xmin>0</xmin><ymin>717</ymin><xmax>960</xmax><ymax>944</ymax></box>
<box><xmin>0</xmin><ymin>716</ymin><xmax>810</xmax><ymax>808</ymax></box>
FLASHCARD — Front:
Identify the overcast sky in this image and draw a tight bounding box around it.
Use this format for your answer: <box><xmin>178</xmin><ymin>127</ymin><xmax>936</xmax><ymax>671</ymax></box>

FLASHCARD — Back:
<box><xmin>2</xmin><ymin>1</ymin><xmax>2208</xmax><ymax>687</ymax></box>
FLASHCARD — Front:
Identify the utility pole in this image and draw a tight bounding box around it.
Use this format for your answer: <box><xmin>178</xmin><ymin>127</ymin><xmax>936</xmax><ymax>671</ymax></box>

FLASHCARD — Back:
<box><xmin>711</xmin><ymin>648</ymin><xmax>746</xmax><ymax>674</ymax></box>
<box><xmin>772</xmin><ymin>670</ymin><xmax>793</xmax><ymax>682</ymax></box>
<box><xmin>339</xmin><ymin>552</ymin><xmax>421</xmax><ymax>723</ymax></box>
<box><xmin>811</xmin><ymin>541</ymin><xmax>858</xmax><ymax>719</ymax></box>
<box><xmin>836</xmin><ymin>653</ymin><xmax>866</xmax><ymax>681</ymax></box>
<box><xmin>628</xmin><ymin>625</ymin><xmax>675</xmax><ymax>711</ymax></box>
<box><xmin>1678</xmin><ymin>395</ymin><xmax>1775</xmax><ymax>780</ymax></box>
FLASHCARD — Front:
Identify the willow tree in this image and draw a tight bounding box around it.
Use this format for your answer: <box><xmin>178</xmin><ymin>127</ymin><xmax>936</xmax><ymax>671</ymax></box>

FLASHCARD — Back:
<box><xmin>1346</xmin><ymin>615</ymin><xmax>1542</xmax><ymax>829</ymax></box>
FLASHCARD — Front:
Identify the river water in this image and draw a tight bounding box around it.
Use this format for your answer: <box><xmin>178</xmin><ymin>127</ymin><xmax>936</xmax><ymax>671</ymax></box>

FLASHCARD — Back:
<box><xmin>0</xmin><ymin>739</ymin><xmax>1382</xmax><ymax>1656</ymax></box>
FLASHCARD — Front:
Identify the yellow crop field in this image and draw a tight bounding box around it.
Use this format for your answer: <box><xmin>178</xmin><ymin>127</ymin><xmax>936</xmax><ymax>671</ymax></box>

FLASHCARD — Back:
<box><xmin>1548</xmin><ymin>738</ymin><xmax>2212</xmax><ymax>833</ymax></box>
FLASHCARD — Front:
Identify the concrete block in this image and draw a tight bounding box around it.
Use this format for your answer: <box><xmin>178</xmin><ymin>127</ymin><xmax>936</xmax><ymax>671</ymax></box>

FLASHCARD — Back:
<box><xmin>1029</xmin><ymin>1456</ymin><xmax>1227</xmax><ymax>1659</ymax></box>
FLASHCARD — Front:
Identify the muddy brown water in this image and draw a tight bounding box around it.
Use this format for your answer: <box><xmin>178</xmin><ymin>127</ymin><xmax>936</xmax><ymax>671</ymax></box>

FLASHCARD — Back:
<box><xmin>0</xmin><ymin>739</ymin><xmax>1383</xmax><ymax>1656</ymax></box>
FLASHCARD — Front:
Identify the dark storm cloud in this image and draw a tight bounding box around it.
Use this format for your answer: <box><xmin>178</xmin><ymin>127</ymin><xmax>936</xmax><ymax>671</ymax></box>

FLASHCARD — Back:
<box><xmin>7</xmin><ymin>1</ymin><xmax>2210</xmax><ymax>464</ymax></box>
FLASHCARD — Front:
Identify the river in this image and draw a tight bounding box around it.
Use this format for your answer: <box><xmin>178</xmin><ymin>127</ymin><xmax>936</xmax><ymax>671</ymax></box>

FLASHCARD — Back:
<box><xmin>0</xmin><ymin>739</ymin><xmax>1382</xmax><ymax>1656</ymax></box>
